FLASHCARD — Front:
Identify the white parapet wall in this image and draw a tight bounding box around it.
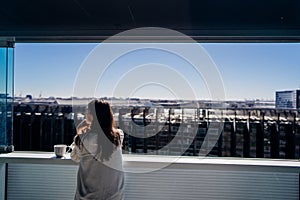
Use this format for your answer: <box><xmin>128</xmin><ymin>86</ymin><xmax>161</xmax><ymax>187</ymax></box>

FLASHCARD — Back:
<box><xmin>0</xmin><ymin>152</ymin><xmax>299</xmax><ymax>200</ymax></box>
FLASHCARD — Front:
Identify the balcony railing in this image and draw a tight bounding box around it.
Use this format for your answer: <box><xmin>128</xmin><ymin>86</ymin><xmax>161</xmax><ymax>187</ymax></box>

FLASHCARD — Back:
<box><xmin>13</xmin><ymin>103</ymin><xmax>300</xmax><ymax>159</ymax></box>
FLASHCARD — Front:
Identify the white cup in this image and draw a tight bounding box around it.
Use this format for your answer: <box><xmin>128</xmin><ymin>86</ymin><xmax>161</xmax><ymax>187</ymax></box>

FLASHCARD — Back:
<box><xmin>54</xmin><ymin>144</ymin><xmax>68</xmax><ymax>158</ymax></box>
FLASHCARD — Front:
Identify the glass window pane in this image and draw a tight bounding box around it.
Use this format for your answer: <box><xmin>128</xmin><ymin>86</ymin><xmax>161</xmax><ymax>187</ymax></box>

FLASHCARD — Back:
<box><xmin>0</xmin><ymin>46</ymin><xmax>14</xmax><ymax>151</ymax></box>
<box><xmin>0</xmin><ymin>48</ymin><xmax>7</xmax><ymax>146</ymax></box>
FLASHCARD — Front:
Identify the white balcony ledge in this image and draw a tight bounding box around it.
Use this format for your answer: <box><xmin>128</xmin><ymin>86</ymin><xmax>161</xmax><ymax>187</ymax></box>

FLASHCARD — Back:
<box><xmin>0</xmin><ymin>152</ymin><xmax>299</xmax><ymax>200</ymax></box>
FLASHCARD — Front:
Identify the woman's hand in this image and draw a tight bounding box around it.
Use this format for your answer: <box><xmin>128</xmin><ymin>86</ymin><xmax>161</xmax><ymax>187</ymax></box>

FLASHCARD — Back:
<box><xmin>76</xmin><ymin>120</ymin><xmax>91</xmax><ymax>135</ymax></box>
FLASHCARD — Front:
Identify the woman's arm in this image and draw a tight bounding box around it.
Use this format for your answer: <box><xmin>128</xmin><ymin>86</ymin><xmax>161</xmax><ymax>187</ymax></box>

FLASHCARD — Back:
<box><xmin>70</xmin><ymin>140</ymin><xmax>81</xmax><ymax>163</ymax></box>
<box><xmin>70</xmin><ymin>119</ymin><xmax>90</xmax><ymax>163</ymax></box>
<box><xmin>118</xmin><ymin>129</ymin><xmax>124</xmax><ymax>147</ymax></box>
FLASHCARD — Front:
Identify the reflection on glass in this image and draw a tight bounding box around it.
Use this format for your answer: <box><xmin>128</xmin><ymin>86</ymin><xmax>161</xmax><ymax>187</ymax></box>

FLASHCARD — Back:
<box><xmin>0</xmin><ymin>46</ymin><xmax>14</xmax><ymax>152</ymax></box>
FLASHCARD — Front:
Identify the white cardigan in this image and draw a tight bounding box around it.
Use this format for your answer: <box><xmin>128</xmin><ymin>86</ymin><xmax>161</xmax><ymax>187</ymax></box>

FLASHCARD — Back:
<box><xmin>71</xmin><ymin>129</ymin><xmax>124</xmax><ymax>200</ymax></box>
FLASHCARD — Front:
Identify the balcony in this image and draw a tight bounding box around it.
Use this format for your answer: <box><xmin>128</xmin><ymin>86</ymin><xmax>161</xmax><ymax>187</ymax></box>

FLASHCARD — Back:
<box><xmin>1</xmin><ymin>1</ymin><xmax>300</xmax><ymax>199</ymax></box>
<box><xmin>0</xmin><ymin>152</ymin><xmax>299</xmax><ymax>200</ymax></box>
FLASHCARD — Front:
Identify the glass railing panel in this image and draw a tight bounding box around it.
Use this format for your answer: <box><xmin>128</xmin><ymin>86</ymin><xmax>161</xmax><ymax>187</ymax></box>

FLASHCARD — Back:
<box><xmin>0</xmin><ymin>45</ymin><xmax>14</xmax><ymax>152</ymax></box>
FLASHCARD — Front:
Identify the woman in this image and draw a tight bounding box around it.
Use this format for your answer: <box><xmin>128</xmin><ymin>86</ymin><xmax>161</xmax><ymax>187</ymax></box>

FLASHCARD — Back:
<box><xmin>71</xmin><ymin>100</ymin><xmax>124</xmax><ymax>200</ymax></box>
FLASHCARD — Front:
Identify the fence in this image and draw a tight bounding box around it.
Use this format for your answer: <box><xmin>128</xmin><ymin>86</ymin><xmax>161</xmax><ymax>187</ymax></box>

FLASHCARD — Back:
<box><xmin>13</xmin><ymin>103</ymin><xmax>300</xmax><ymax>159</ymax></box>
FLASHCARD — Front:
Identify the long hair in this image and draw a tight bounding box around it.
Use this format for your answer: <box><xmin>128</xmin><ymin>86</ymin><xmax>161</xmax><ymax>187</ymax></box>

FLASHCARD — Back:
<box><xmin>77</xmin><ymin>100</ymin><xmax>121</xmax><ymax>161</ymax></box>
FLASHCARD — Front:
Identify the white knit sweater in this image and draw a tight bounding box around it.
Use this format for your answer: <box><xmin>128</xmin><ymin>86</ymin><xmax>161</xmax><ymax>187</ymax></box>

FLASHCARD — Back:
<box><xmin>71</xmin><ymin>129</ymin><xmax>124</xmax><ymax>200</ymax></box>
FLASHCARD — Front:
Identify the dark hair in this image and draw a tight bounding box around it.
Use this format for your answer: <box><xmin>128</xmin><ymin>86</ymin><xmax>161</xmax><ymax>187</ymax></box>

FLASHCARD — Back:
<box><xmin>76</xmin><ymin>99</ymin><xmax>121</xmax><ymax>161</ymax></box>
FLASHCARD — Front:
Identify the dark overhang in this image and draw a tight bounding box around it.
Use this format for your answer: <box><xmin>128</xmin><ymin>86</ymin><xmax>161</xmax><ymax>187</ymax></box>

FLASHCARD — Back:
<box><xmin>1</xmin><ymin>0</ymin><xmax>300</xmax><ymax>42</ymax></box>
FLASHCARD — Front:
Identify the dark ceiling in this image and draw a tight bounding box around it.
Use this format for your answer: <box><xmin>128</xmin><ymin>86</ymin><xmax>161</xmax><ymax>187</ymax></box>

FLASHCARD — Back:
<box><xmin>1</xmin><ymin>0</ymin><xmax>300</xmax><ymax>42</ymax></box>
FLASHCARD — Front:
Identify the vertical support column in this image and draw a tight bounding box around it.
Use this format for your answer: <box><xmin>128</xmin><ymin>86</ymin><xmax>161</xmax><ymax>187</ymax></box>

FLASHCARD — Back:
<box><xmin>50</xmin><ymin>110</ymin><xmax>54</xmax><ymax>151</ymax></box>
<box><xmin>29</xmin><ymin>112</ymin><xmax>33</xmax><ymax>150</ymax></box>
<box><xmin>0</xmin><ymin>40</ymin><xmax>14</xmax><ymax>153</ymax></box>
<box><xmin>298</xmin><ymin>112</ymin><xmax>300</xmax><ymax>160</ymax></box>
<box><xmin>285</xmin><ymin>122</ymin><xmax>295</xmax><ymax>159</ymax></box>
<box><xmin>39</xmin><ymin>112</ymin><xmax>44</xmax><ymax>150</ymax></box>
<box><xmin>217</xmin><ymin>122</ymin><xmax>223</xmax><ymax>157</ymax></box>
<box><xmin>143</xmin><ymin>108</ymin><xmax>147</xmax><ymax>154</ymax></box>
<box><xmin>155</xmin><ymin>107</ymin><xmax>159</xmax><ymax>153</ymax></box>
<box><xmin>61</xmin><ymin>111</ymin><xmax>65</xmax><ymax>145</ymax></box>
<box><xmin>131</xmin><ymin>109</ymin><xmax>136</xmax><ymax>153</ymax></box>
<box><xmin>243</xmin><ymin>111</ymin><xmax>250</xmax><ymax>157</ymax></box>
<box><xmin>270</xmin><ymin>122</ymin><xmax>279</xmax><ymax>158</ymax></box>
<box><xmin>168</xmin><ymin>108</ymin><xmax>171</xmax><ymax>146</ymax></box>
<box><xmin>231</xmin><ymin>111</ymin><xmax>237</xmax><ymax>156</ymax></box>
<box><xmin>256</xmin><ymin>111</ymin><xmax>264</xmax><ymax>158</ymax></box>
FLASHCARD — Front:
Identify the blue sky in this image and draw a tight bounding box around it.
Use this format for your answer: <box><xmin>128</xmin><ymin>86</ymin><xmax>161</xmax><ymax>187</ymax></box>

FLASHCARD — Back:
<box><xmin>15</xmin><ymin>43</ymin><xmax>300</xmax><ymax>100</ymax></box>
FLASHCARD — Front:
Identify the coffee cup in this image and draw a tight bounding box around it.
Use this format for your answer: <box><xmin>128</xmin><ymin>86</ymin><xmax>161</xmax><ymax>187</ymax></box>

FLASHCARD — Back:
<box><xmin>54</xmin><ymin>144</ymin><xmax>69</xmax><ymax>158</ymax></box>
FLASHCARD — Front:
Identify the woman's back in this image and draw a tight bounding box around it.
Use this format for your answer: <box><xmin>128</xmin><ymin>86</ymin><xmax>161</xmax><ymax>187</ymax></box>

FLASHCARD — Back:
<box><xmin>72</xmin><ymin>130</ymin><xmax>124</xmax><ymax>200</ymax></box>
